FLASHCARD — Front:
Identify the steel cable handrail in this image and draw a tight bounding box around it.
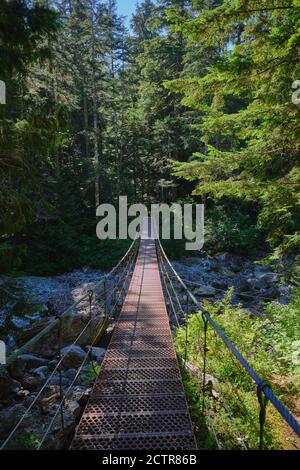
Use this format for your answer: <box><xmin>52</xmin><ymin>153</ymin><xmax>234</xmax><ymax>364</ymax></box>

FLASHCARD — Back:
<box><xmin>42</xmin><ymin>236</ymin><xmax>149</xmax><ymax>451</ymax></box>
<box><xmin>156</xmin><ymin>239</ymin><xmax>300</xmax><ymax>440</ymax></box>
<box><xmin>0</xmin><ymin>315</ymin><xmax>96</xmax><ymax>450</ymax></box>
<box><xmin>5</xmin><ymin>238</ymin><xmax>139</xmax><ymax>366</ymax></box>
<box><xmin>157</xmin><ymin>247</ymin><xmax>248</xmax><ymax>449</ymax></box>
<box><xmin>37</xmin><ymin>327</ymin><xmax>105</xmax><ymax>450</ymax></box>
<box><xmin>0</xmin><ymin>238</ymin><xmax>139</xmax><ymax>450</ymax></box>
<box><xmin>107</xmin><ymin>255</ymin><xmax>138</xmax><ymax>318</ymax></box>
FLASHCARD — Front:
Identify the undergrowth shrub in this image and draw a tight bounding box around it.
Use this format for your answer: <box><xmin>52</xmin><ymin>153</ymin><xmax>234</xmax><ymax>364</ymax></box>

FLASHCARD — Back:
<box><xmin>174</xmin><ymin>288</ymin><xmax>300</xmax><ymax>449</ymax></box>
<box><xmin>205</xmin><ymin>205</ymin><xmax>263</xmax><ymax>255</ymax></box>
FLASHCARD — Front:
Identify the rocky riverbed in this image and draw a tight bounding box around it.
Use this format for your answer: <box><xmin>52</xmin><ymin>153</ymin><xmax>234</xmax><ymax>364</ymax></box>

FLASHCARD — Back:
<box><xmin>0</xmin><ymin>268</ymin><xmax>107</xmax><ymax>351</ymax></box>
<box><xmin>0</xmin><ymin>268</ymin><xmax>109</xmax><ymax>449</ymax></box>
<box><xmin>0</xmin><ymin>252</ymin><xmax>292</xmax><ymax>448</ymax></box>
<box><xmin>172</xmin><ymin>251</ymin><xmax>291</xmax><ymax>317</ymax></box>
<box><xmin>0</xmin><ymin>252</ymin><xmax>291</xmax><ymax>350</ymax></box>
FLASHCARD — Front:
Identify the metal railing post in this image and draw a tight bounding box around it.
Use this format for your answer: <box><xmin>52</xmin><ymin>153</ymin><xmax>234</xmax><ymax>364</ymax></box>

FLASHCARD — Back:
<box><xmin>88</xmin><ymin>290</ymin><xmax>94</xmax><ymax>343</ymax></box>
<box><xmin>202</xmin><ymin>313</ymin><xmax>209</xmax><ymax>414</ymax></box>
<box><xmin>57</xmin><ymin>317</ymin><xmax>65</xmax><ymax>432</ymax></box>
<box><xmin>257</xmin><ymin>381</ymin><xmax>270</xmax><ymax>450</ymax></box>
<box><xmin>103</xmin><ymin>278</ymin><xmax>108</xmax><ymax>318</ymax></box>
<box><xmin>184</xmin><ymin>295</ymin><xmax>189</xmax><ymax>367</ymax></box>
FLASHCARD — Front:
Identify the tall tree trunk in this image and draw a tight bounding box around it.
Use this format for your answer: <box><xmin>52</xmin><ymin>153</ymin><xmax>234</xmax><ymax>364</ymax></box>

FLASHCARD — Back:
<box><xmin>117</xmin><ymin>34</ymin><xmax>126</xmax><ymax>196</ymax></box>
<box><xmin>83</xmin><ymin>80</ymin><xmax>89</xmax><ymax>159</ymax></box>
<box><xmin>92</xmin><ymin>72</ymin><xmax>100</xmax><ymax>208</ymax></box>
<box><xmin>90</xmin><ymin>0</ymin><xmax>100</xmax><ymax>208</ymax></box>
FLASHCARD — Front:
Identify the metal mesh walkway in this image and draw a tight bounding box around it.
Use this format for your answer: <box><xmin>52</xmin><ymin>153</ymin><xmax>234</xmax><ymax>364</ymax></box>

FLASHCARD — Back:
<box><xmin>70</xmin><ymin>232</ymin><xmax>196</xmax><ymax>450</ymax></box>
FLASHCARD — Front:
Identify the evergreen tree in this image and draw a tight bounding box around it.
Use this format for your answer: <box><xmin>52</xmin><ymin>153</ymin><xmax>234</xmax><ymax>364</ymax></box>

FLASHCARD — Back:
<box><xmin>170</xmin><ymin>0</ymin><xmax>300</xmax><ymax>255</ymax></box>
<box><xmin>0</xmin><ymin>0</ymin><xmax>59</xmax><ymax>271</ymax></box>
<box><xmin>2</xmin><ymin>0</ymin><xmax>299</xmax><ymax>274</ymax></box>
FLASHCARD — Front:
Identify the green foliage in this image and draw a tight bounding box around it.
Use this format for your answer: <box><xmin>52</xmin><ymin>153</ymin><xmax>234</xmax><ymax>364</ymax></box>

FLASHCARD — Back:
<box><xmin>263</xmin><ymin>289</ymin><xmax>300</xmax><ymax>380</ymax></box>
<box><xmin>175</xmin><ymin>287</ymin><xmax>300</xmax><ymax>449</ymax></box>
<box><xmin>179</xmin><ymin>365</ymin><xmax>219</xmax><ymax>450</ymax></box>
<box><xmin>24</xmin><ymin>221</ymin><xmax>131</xmax><ymax>275</ymax></box>
<box><xmin>0</xmin><ymin>1</ymin><xmax>62</xmax><ymax>274</ymax></box>
<box><xmin>205</xmin><ymin>204</ymin><xmax>263</xmax><ymax>255</ymax></box>
<box><xmin>1</xmin><ymin>1</ymin><xmax>299</xmax><ymax>452</ymax></box>
<box><xmin>81</xmin><ymin>363</ymin><xmax>101</xmax><ymax>387</ymax></box>
<box><xmin>169</xmin><ymin>0</ymin><xmax>300</xmax><ymax>256</ymax></box>
<box><xmin>0</xmin><ymin>242</ymin><xmax>26</xmax><ymax>273</ymax></box>
<box><xmin>161</xmin><ymin>201</ymin><xmax>263</xmax><ymax>259</ymax></box>
<box><xmin>161</xmin><ymin>238</ymin><xmax>187</xmax><ymax>260</ymax></box>
<box><xmin>0</xmin><ymin>0</ymin><xmax>59</xmax><ymax>75</ymax></box>
<box><xmin>2</xmin><ymin>0</ymin><xmax>299</xmax><ymax>276</ymax></box>
<box><xmin>4</xmin><ymin>431</ymin><xmax>40</xmax><ymax>450</ymax></box>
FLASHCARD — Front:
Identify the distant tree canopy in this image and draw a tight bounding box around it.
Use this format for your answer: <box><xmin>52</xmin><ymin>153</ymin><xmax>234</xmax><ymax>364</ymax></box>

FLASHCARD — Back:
<box><xmin>0</xmin><ymin>0</ymin><xmax>59</xmax><ymax>75</ymax></box>
<box><xmin>168</xmin><ymin>0</ymin><xmax>300</xmax><ymax>255</ymax></box>
<box><xmin>0</xmin><ymin>0</ymin><xmax>299</xmax><ymax>274</ymax></box>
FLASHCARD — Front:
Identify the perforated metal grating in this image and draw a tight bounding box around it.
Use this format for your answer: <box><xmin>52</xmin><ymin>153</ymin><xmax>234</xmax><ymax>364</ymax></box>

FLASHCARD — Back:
<box><xmin>70</xmin><ymin>232</ymin><xmax>196</xmax><ymax>451</ymax></box>
<box><xmin>102</xmin><ymin>356</ymin><xmax>179</xmax><ymax>370</ymax></box>
<box><xmin>93</xmin><ymin>379</ymin><xmax>184</xmax><ymax>396</ymax></box>
<box><xmin>86</xmin><ymin>395</ymin><xmax>189</xmax><ymax>414</ymax></box>
<box><xmin>77</xmin><ymin>413</ymin><xmax>193</xmax><ymax>435</ymax></box>
<box><xmin>99</xmin><ymin>368</ymin><xmax>181</xmax><ymax>381</ymax></box>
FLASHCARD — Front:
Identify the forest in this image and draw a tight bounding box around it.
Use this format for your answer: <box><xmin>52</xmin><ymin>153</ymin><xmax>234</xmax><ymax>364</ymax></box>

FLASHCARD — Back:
<box><xmin>1</xmin><ymin>0</ymin><xmax>300</xmax><ymax>274</ymax></box>
<box><xmin>0</xmin><ymin>0</ymin><xmax>300</xmax><ymax>452</ymax></box>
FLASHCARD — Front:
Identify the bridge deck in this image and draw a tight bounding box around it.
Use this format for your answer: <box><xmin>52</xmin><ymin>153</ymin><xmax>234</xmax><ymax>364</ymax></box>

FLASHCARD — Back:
<box><xmin>70</xmin><ymin>237</ymin><xmax>196</xmax><ymax>450</ymax></box>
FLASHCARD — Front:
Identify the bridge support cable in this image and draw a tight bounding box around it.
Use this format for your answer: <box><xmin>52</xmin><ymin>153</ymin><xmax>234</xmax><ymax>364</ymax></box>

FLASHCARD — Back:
<box><xmin>70</xmin><ymin>227</ymin><xmax>197</xmax><ymax>450</ymax></box>
<box><xmin>156</xmin><ymin>243</ymin><xmax>247</xmax><ymax>450</ymax></box>
<box><xmin>156</xmin><ymin>239</ymin><xmax>300</xmax><ymax>448</ymax></box>
<box><xmin>0</xmin><ymin>239</ymin><xmax>139</xmax><ymax>450</ymax></box>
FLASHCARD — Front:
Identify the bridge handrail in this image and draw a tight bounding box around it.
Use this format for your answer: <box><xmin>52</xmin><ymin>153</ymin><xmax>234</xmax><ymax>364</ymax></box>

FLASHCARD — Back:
<box><xmin>5</xmin><ymin>238</ymin><xmax>139</xmax><ymax>367</ymax></box>
<box><xmin>156</xmin><ymin>239</ymin><xmax>300</xmax><ymax>440</ymax></box>
<box><xmin>1</xmin><ymin>238</ymin><xmax>139</xmax><ymax>450</ymax></box>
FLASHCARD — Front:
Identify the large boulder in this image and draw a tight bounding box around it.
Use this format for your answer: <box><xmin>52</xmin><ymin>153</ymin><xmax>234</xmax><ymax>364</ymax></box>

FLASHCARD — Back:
<box><xmin>66</xmin><ymin>399</ymin><xmax>82</xmax><ymax>420</ymax></box>
<box><xmin>86</xmin><ymin>346</ymin><xmax>106</xmax><ymax>363</ymax></box>
<box><xmin>60</xmin><ymin>345</ymin><xmax>86</xmax><ymax>369</ymax></box>
<box><xmin>60</xmin><ymin>311</ymin><xmax>104</xmax><ymax>346</ymax></box>
<box><xmin>193</xmin><ymin>285</ymin><xmax>216</xmax><ymax>298</ymax></box>
<box><xmin>246</xmin><ymin>272</ymin><xmax>279</xmax><ymax>290</ymax></box>
<box><xmin>8</xmin><ymin>357</ymin><xmax>26</xmax><ymax>380</ymax></box>
<box><xmin>20</xmin><ymin>354</ymin><xmax>48</xmax><ymax>369</ymax></box>
<box><xmin>21</xmin><ymin>374</ymin><xmax>39</xmax><ymax>391</ymax></box>
<box><xmin>24</xmin><ymin>310</ymin><xmax>105</xmax><ymax>359</ymax></box>
<box><xmin>0</xmin><ymin>403</ymin><xmax>31</xmax><ymax>437</ymax></box>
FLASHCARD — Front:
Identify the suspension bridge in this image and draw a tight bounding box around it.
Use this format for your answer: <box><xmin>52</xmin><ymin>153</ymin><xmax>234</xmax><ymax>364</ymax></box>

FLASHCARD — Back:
<box><xmin>71</xmin><ymin>223</ymin><xmax>196</xmax><ymax>450</ymax></box>
<box><xmin>1</xmin><ymin>218</ymin><xmax>300</xmax><ymax>450</ymax></box>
